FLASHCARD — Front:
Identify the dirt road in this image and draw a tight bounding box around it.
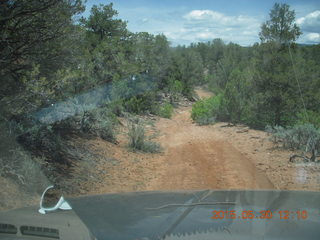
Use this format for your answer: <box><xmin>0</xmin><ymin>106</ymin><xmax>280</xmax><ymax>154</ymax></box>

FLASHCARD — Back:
<box><xmin>149</xmin><ymin>92</ymin><xmax>273</xmax><ymax>190</ymax></box>
<box><xmin>77</xmin><ymin>88</ymin><xmax>320</xmax><ymax>196</ymax></box>
<box><xmin>79</xmin><ymin>88</ymin><xmax>274</xmax><ymax>195</ymax></box>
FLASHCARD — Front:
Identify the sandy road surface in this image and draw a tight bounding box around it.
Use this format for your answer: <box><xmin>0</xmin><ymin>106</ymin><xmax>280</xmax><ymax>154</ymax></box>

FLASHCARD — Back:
<box><xmin>149</xmin><ymin>101</ymin><xmax>273</xmax><ymax>190</ymax></box>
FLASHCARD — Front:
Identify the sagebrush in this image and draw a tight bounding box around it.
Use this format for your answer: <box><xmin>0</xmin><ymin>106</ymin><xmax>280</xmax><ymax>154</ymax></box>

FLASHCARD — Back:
<box><xmin>127</xmin><ymin>119</ymin><xmax>162</xmax><ymax>153</ymax></box>
<box><xmin>266</xmin><ymin>124</ymin><xmax>320</xmax><ymax>162</ymax></box>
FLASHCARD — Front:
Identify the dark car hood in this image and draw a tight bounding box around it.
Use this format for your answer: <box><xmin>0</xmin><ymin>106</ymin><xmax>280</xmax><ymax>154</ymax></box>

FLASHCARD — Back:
<box><xmin>67</xmin><ymin>190</ymin><xmax>320</xmax><ymax>240</ymax></box>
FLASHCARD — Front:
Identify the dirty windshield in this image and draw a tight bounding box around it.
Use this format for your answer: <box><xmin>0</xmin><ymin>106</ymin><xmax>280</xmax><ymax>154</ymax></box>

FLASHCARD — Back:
<box><xmin>0</xmin><ymin>0</ymin><xmax>320</xmax><ymax>238</ymax></box>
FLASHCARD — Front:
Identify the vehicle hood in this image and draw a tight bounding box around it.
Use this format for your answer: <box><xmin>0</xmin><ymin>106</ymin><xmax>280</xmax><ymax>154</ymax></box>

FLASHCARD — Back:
<box><xmin>67</xmin><ymin>189</ymin><xmax>320</xmax><ymax>240</ymax></box>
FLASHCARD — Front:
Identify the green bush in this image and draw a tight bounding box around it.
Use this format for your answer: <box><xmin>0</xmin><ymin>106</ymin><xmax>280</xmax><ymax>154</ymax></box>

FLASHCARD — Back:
<box><xmin>127</xmin><ymin>120</ymin><xmax>162</xmax><ymax>153</ymax></box>
<box><xmin>124</xmin><ymin>92</ymin><xmax>158</xmax><ymax>114</ymax></box>
<box><xmin>158</xmin><ymin>103</ymin><xmax>173</xmax><ymax>118</ymax></box>
<box><xmin>124</xmin><ymin>96</ymin><xmax>145</xmax><ymax>114</ymax></box>
<box><xmin>80</xmin><ymin>107</ymin><xmax>117</xmax><ymax>143</ymax></box>
<box><xmin>295</xmin><ymin>110</ymin><xmax>320</xmax><ymax>129</ymax></box>
<box><xmin>108</xmin><ymin>100</ymin><xmax>125</xmax><ymax>117</ymax></box>
<box><xmin>191</xmin><ymin>95</ymin><xmax>222</xmax><ymax>125</ymax></box>
<box><xmin>167</xmin><ymin>80</ymin><xmax>183</xmax><ymax>104</ymax></box>
<box><xmin>266</xmin><ymin>124</ymin><xmax>320</xmax><ymax>162</ymax></box>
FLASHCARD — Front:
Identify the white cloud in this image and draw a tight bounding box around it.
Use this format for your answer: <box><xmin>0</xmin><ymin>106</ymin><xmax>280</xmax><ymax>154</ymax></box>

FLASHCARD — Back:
<box><xmin>184</xmin><ymin>10</ymin><xmax>224</xmax><ymax>21</ymax></box>
<box><xmin>184</xmin><ymin>10</ymin><xmax>258</xmax><ymax>28</ymax></box>
<box><xmin>297</xmin><ymin>10</ymin><xmax>320</xmax><ymax>33</ymax></box>
<box><xmin>296</xmin><ymin>10</ymin><xmax>320</xmax><ymax>44</ymax></box>
<box><xmin>116</xmin><ymin>6</ymin><xmax>320</xmax><ymax>46</ymax></box>
<box><xmin>307</xmin><ymin>32</ymin><xmax>320</xmax><ymax>41</ymax></box>
<box><xmin>298</xmin><ymin>33</ymin><xmax>320</xmax><ymax>44</ymax></box>
<box><xmin>174</xmin><ymin>10</ymin><xmax>262</xmax><ymax>46</ymax></box>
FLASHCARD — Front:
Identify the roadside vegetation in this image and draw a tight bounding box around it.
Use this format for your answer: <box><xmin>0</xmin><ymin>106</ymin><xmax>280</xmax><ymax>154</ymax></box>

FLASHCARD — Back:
<box><xmin>190</xmin><ymin>4</ymin><xmax>320</xmax><ymax>161</ymax></box>
<box><xmin>157</xmin><ymin>103</ymin><xmax>174</xmax><ymax>119</ymax></box>
<box><xmin>191</xmin><ymin>95</ymin><xmax>223</xmax><ymax>125</ymax></box>
<box><xmin>0</xmin><ymin>1</ymin><xmax>201</xmax><ymax>190</ymax></box>
<box><xmin>266</xmin><ymin>124</ymin><xmax>320</xmax><ymax>162</ymax></box>
<box><xmin>127</xmin><ymin>118</ymin><xmax>162</xmax><ymax>153</ymax></box>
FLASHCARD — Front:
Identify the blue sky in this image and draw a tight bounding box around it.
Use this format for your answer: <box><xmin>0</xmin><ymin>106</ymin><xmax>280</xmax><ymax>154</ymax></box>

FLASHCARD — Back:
<box><xmin>83</xmin><ymin>0</ymin><xmax>320</xmax><ymax>46</ymax></box>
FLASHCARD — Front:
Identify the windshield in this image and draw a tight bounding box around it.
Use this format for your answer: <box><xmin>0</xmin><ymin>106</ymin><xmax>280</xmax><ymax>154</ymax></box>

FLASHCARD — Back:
<box><xmin>0</xmin><ymin>0</ymin><xmax>319</xmax><ymax>239</ymax></box>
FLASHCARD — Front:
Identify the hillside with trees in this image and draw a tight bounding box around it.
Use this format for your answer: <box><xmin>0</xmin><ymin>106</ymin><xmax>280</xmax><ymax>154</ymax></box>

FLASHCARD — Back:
<box><xmin>191</xmin><ymin>3</ymin><xmax>320</xmax><ymax>162</ymax></box>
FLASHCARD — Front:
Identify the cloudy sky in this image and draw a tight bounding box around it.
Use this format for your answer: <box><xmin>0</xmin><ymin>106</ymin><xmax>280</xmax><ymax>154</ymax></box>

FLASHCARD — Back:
<box><xmin>84</xmin><ymin>0</ymin><xmax>320</xmax><ymax>46</ymax></box>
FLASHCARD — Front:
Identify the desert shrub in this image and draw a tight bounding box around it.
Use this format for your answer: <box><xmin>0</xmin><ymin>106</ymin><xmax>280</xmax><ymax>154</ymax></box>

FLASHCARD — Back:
<box><xmin>96</xmin><ymin>117</ymin><xmax>116</xmax><ymax>141</ymax></box>
<box><xmin>108</xmin><ymin>100</ymin><xmax>125</xmax><ymax>116</ymax></box>
<box><xmin>0</xmin><ymin>148</ymin><xmax>50</xmax><ymax>193</ymax></box>
<box><xmin>191</xmin><ymin>95</ymin><xmax>222</xmax><ymax>125</ymax></box>
<box><xmin>141</xmin><ymin>141</ymin><xmax>163</xmax><ymax>153</ymax></box>
<box><xmin>295</xmin><ymin>110</ymin><xmax>320</xmax><ymax>129</ymax></box>
<box><xmin>127</xmin><ymin>119</ymin><xmax>162</xmax><ymax>153</ymax></box>
<box><xmin>124</xmin><ymin>92</ymin><xmax>158</xmax><ymax>114</ymax></box>
<box><xmin>167</xmin><ymin>79</ymin><xmax>183</xmax><ymax>104</ymax></box>
<box><xmin>157</xmin><ymin>103</ymin><xmax>173</xmax><ymax>118</ymax></box>
<box><xmin>124</xmin><ymin>96</ymin><xmax>145</xmax><ymax>114</ymax></box>
<box><xmin>17</xmin><ymin>124</ymin><xmax>70</xmax><ymax>164</ymax></box>
<box><xmin>16</xmin><ymin>105</ymin><xmax>118</xmax><ymax>172</ymax></box>
<box><xmin>128</xmin><ymin>121</ymin><xmax>145</xmax><ymax>150</ymax></box>
<box><xmin>80</xmin><ymin>107</ymin><xmax>117</xmax><ymax>142</ymax></box>
<box><xmin>266</xmin><ymin>124</ymin><xmax>320</xmax><ymax>162</ymax></box>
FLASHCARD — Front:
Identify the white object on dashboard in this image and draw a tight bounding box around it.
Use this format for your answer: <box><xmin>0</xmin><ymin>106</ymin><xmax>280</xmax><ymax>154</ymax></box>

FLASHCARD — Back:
<box><xmin>38</xmin><ymin>185</ymin><xmax>72</xmax><ymax>214</ymax></box>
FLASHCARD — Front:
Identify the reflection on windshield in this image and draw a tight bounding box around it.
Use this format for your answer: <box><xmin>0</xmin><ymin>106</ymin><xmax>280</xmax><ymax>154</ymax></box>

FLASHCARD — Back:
<box><xmin>0</xmin><ymin>1</ymin><xmax>319</xmax><ymax>239</ymax></box>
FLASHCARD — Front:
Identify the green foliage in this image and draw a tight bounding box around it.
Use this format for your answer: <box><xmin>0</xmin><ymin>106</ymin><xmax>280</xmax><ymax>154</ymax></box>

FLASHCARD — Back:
<box><xmin>157</xmin><ymin>103</ymin><xmax>174</xmax><ymax>119</ymax></box>
<box><xmin>110</xmin><ymin>75</ymin><xmax>160</xmax><ymax>115</ymax></box>
<box><xmin>267</xmin><ymin>124</ymin><xmax>320</xmax><ymax>162</ymax></box>
<box><xmin>0</xmin><ymin>0</ymin><xmax>84</xmax><ymax>86</ymax></box>
<box><xmin>127</xmin><ymin>119</ymin><xmax>162</xmax><ymax>153</ymax></box>
<box><xmin>181</xmin><ymin>49</ymin><xmax>204</xmax><ymax>98</ymax></box>
<box><xmin>191</xmin><ymin>95</ymin><xmax>223</xmax><ymax>125</ymax></box>
<box><xmin>132</xmin><ymin>33</ymin><xmax>171</xmax><ymax>88</ymax></box>
<box><xmin>124</xmin><ymin>96</ymin><xmax>146</xmax><ymax>114</ymax></box>
<box><xmin>253</xmin><ymin>43</ymin><xmax>301</xmax><ymax>126</ymax></box>
<box><xmin>14</xmin><ymin>104</ymin><xmax>118</xmax><ymax>173</ymax></box>
<box><xmin>259</xmin><ymin>3</ymin><xmax>301</xmax><ymax>44</ymax></box>
<box><xmin>167</xmin><ymin>47</ymin><xmax>204</xmax><ymax>99</ymax></box>
<box><xmin>296</xmin><ymin>111</ymin><xmax>320</xmax><ymax>129</ymax></box>
<box><xmin>191</xmin><ymin>4</ymin><xmax>319</xmax><ymax>130</ymax></box>
<box><xmin>124</xmin><ymin>93</ymin><xmax>158</xmax><ymax>114</ymax></box>
<box><xmin>167</xmin><ymin>79</ymin><xmax>183</xmax><ymax>104</ymax></box>
<box><xmin>80</xmin><ymin>108</ymin><xmax>117</xmax><ymax>142</ymax></box>
<box><xmin>81</xmin><ymin>3</ymin><xmax>127</xmax><ymax>41</ymax></box>
<box><xmin>223</xmin><ymin>68</ymin><xmax>252</xmax><ymax>123</ymax></box>
<box><xmin>17</xmin><ymin>124</ymin><xmax>71</xmax><ymax>167</ymax></box>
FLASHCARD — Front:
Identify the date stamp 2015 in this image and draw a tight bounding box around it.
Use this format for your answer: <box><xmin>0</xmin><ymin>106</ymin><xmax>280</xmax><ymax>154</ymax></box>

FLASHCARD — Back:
<box><xmin>211</xmin><ymin>210</ymin><xmax>309</xmax><ymax>220</ymax></box>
